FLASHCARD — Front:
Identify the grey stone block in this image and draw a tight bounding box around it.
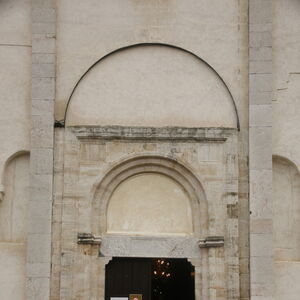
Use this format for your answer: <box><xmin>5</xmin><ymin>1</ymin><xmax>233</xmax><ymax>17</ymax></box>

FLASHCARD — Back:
<box><xmin>250</xmin><ymin>257</ymin><xmax>274</xmax><ymax>283</ymax></box>
<box><xmin>250</xmin><ymin>46</ymin><xmax>272</xmax><ymax>61</ymax></box>
<box><xmin>32</xmin><ymin>22</ymin><xmax>55</xmax><ymax>34</ymax></box>
<box><xmin>250</xmin><ymin>73</ymin><xmax>272</xmax><ymax>92</ymax></box>
<box><xmin>250</xmin><ymin>283</ymin><xmax>274</xmax><ymax>298</ymax></box>
<box><xmin>250</xmin><ymin>233</ymin><xmax>273</xmax><ymax>258</ymax></box>
<box><xmin>249</xmin><ymin>169</ymin><xmax>272</xmax><ymax>219</ymax></box>
<box><xmin>250</xmin><ymin>104</ymin><xmax>272</xmax><ymax>127</ymax></box>
<box><xmin>27</xmin><ymin>277</ymin><xmax>50</xmax><ymax>300</ymax></box>
<box><xmin>32</xmin><ymin>0</ymin><xmax>55</xmax><ymax>8</ymax></box>
<box><xmin>30</xmin><ymin>148</ymin><xmax>53</xmax><ymax>175</ymax></box>
<box><xmin>249</xmin><ymin>0</ymin><xmax>272</xmax><ymax>24</ymax></box>
<box><xmin>249</xmin><ymin>60</ymin><xmax>272</xmax><ymax>74</ymax></box>
<box><xmin>32</xmin><ymin>63</ymin><xmax>55</xmax><ymax>78</ymax></box>
<box><xmin>249</xmin><ymin>127</ymin><xmax>272</xmax><ymax>170</ymax></box>
<box><xmin>27</xmin><ymin>234</ymin><xmax>52</xmax><ymax>263</ymax></box>
<box><xmin>32</xmin><ymin>77</ymin><xmax>55</xmax><ymax>99</ymax></box>
<box><xmin>32</xmin><ymin>34</ymin><xmax>55</xmax><ymax>54</ymax></box>
<box><xmin>27</xmin><ymin>262</ymin><xmax>51</xmax><ymax>278</ymax></box>
<box><xmin>30</xmin><ymin>174</ymin><xmax>53</xmax><ymax>202</ymax></box>
<box><xmin>32</xmin><ymin>99</ymin><xmax>54</xmax><ymax>116</ymax></box>
<box><xmin>31</xmin><ymin>116</ymin><xmax>54</xmax><ymax>148</ymax></box>
<box><xmin>32</xmin><ymin>8</ymin><xmax>55</xmax><ymax>23</ymax></box>
<box><xmin>250</xmin><ymin>31</ymin><xmax>272</xmax><ymax>48</ymax></box>
<box><xmin>250</xmin><ymin>23</ymin><xmax>272</xmax><ymax>33</ymax></box>
<box><xmin>249</xmin><ymin>91</ymin><xmax>272</xmax><ymax>104</ymax></box>
<box><xmin>27</xmin><ymin>200</ymin><xmax>52</xmax><ymax>234</ymax></box>
<box><xmin>32</xmin><ymin>53</ymin><xmax>55</xmax><ymax>64</ymax></box>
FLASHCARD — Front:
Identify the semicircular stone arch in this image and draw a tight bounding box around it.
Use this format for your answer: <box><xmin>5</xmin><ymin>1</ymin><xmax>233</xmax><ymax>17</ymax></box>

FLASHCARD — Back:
<box><xmin>65</xmin><ymin>43</ymin><xmax>239</xmax><ymax>129</ymax></box>
<box><xmin>92</xmin><ymin>156</ymin><xmax>208</xmax><ymax>238</ymax></box>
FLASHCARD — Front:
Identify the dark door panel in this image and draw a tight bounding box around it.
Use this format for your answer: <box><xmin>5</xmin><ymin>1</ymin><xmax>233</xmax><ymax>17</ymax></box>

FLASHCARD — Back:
<box><xmin>105</xmin><ymin>257</ymin><xmax>195</xmax><ymax>300</ymax></box>
<box><xmin>105</xmin><ymin>258</ymin><xmax>151</xmax><ymax>300</ymax></box>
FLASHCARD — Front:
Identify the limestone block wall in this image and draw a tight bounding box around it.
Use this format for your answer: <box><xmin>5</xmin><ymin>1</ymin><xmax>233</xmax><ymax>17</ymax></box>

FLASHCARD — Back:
<box><xmin>55</xmin><ymin>3</ymin><xmax>249</xmax><ymax>297</ymax></box>
<box><xmin>273</xmin><ymin>157</ymin><xmax>300</xmax><ymax>300</ymax></box>
<box><xmin>0</xmin><ymin>0</ymin><xmax>31</xmax><ymax>194</ymax></box>
<box><xmin>27</xmin><ymin>0</ymin><xmax>56</xmax><ymax>299</ymax></box>
<box><xmin>55</xmin><ymin>0</ymin><xmax>248</xmax><ymax>127</ymax></box>
<box><xmin>65</xmin><ymin>44</ymin><xmax>237</xmax><ymax>128</ymax></box>
<box><xmin>0</xmin><ymin>154</ymin><xmax>30</xmax><ymax>300</ymax></box>
<box><xmin>6</xmin><ymin>1</ymin><xmax>300</xmax><ymax>299</ymax></box>
<box><xmin>273</xmin><ymin>0</ymin><xmax>300</xmax><ymax>299</ymax></box>
<box><xmin>0</xmin><ymin>0</ymin><xmax>31</xmax><ymax>299</ymax></box>
<box><xmin>273</xmin><ymin>0</ymin><xmax>300</xmax><ymax>166</ymax></box>
<box><xmin>53</xmin><ymin>126</ymin><xmax>239</xmax><ymax>299</ymax></box>
<box><xmin>249</xmin><ymin>0</ymin><xmax>273</xmax><ymax>299</ymax></box>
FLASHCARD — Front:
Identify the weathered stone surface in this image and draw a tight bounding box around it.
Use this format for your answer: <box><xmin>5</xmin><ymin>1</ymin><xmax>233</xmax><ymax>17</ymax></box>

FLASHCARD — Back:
<box><xmin>249</xmin><ymin>105</ymin><xmax>272</xmax><ymax>127</ymax></box>
<box><xmin>249</xmin><ymin>0</ymin><xmax>274</xmax><ymax>298</ymax></box>
<box><xmin>0</xmin><ymin>243</ymin><xmax>26</xmax><ymax>300</ymax></box>
<box><xmin>0</xmin><ymin>0</ymin><xmax>299</xmax><ymax>299</ymax></box>
<box><xmin>26</xmin><ymin>1</ymin><xmax>56</xmax><ymax>298</ymax></box>
<box><xmin>57</xmin><ymin>126</ymin><xmax>239</xmax><ymax>299</ymax></box>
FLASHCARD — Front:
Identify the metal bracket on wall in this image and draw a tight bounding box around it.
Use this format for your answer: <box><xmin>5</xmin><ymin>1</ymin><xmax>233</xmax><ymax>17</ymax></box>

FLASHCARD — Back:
<box><xmin>77</xmin><ymin>233</ymin><xmax>102</xmax><ymax>245</ymax></box>
<box><xmin>198</xmin><ymin>236</ymin><xmax>224</xmax><ymax>248</ymax></box>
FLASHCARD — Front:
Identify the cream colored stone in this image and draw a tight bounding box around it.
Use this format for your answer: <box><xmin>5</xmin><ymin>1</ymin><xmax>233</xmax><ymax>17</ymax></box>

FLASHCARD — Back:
<box><xmin>272</xmin><ymin>7</ymin><xmax>300</xmax><ymax>300</ymax></box>
<box><xmin>55</xmin><ymin>0</ymin><xmax>248</xmax><ymax>126</ymax></box>
<box><xmin>273</xmin><ymin>0</ymin><xmax>300</xmax><ymax>224</ymax></box>
<box><xmin>0</xmin><ymin>154</ymin><xmax>29</xmax><ymax>300</ymax></box>
<box><xmin>273</xmin><ymin>157</ymin><xmax>300</xmax><ymax>262</ymax></box>
<box><xmin>107</xmin><ymin>173</ymin><xmax>193</xmax><ymax>235</ymax></box>
<box><xmin>273</xmin><ymin>0</ymin><xmax>300</xmax><ymax>90</ymax></box>
<box><xmin>0</xmin><ymin>46</ymin><xmax>31</xmax><ymax>173</ymax></box>
<box><xmin>58</xmin><ymin>128</ymin><xmax>238</xmax><ymax>298</ymax></box>
<box><xmin>0</xmin><ymin>243</ymin><xmax>26</xmax><ymax>300</ymax></box>
<box><xmin>0</xmin><ymin>0</ymin><xmax>31</xmax><ymax>45</ymax></box>
<box><xmin>66</xmin><ymin>45</ymin><xmax>237</xmax><ymax>128</ymax></box>
<box><xmin>0</xmin><ymin>2</ymin><xmax>31</xmax><ymax>299</ymax></box>
<box><xmin>0</xmin><ymin>153</ymin><xmax>29</xmax><ymax>241</ymax></box>
<box><xmin>273</xmin><ymin>74</ymin><xmax>300</xmax><ymax>168</ymax></box>
<box><xmin>275</xmin><ymin>262</ymin><xmax>300</xmax><ymax>300</ymax></box>
<box><xmin>52</xmin><ymin>4</ymin><xmax>249</xmax><ymax>295</ymax></box>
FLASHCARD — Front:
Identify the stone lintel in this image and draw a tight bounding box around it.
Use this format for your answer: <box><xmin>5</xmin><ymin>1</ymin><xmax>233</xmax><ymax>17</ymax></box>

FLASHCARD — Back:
<box><xmin>70</xmin><ymin>126</ymin><xmax>237</xmax><ymax>142</ymax></box>
<box><xmin>100</xmin><ymin>235</ymin><xmax>202</xmax><ymax>258</ymax></box>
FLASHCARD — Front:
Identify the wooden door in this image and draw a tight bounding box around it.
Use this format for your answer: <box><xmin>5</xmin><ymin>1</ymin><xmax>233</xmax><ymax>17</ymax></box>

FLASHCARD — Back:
<box><xmin>105</xmin><ymin>258</ymin><xmax>152</xmax><ymax>300</ymax></box>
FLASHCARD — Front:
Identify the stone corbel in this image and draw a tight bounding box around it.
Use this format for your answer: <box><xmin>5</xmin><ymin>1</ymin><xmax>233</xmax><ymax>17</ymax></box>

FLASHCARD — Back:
<box><xmin>199</xmin><ymin>236</ymin><xmax>224</xmax><ymax>248</ymax></box>
<box><xmin>77</xmin><ymin>233</ymin><xmax>102</xmax><ymax>245</ymax></box>
<box><xmin>0</xmin><ymin>184</ymin><xmax>4</xmax><ymax>202</ymax></box>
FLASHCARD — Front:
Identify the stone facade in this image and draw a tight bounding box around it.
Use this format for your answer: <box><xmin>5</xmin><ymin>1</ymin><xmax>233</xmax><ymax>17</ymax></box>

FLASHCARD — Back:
<box><xmin>0</xmin><ymin>0</ymin><xmax>299</xmax><ymax>299</ymax></box>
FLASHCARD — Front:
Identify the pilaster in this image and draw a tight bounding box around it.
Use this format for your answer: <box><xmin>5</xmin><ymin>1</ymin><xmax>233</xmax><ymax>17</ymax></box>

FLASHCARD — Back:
<box><xmin>249</xmin><ymin>0</ymin><xmax>273</xmax><ymax>298</ymax></box>
<box><xmin>27</xmin><ymin>0</ymin><xmax>56</xmax><ymax>299</ymax></box>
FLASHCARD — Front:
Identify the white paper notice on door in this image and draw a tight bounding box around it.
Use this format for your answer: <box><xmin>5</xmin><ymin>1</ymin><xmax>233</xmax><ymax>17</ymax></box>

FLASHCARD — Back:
<box><xmin>110</xmin><ymin>298</ymin><xmax>128</xmax><ymax>300</ymax></box>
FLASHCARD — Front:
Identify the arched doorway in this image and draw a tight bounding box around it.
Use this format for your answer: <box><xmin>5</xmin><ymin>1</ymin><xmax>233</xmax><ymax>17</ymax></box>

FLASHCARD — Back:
<box><xmin>58</xmin><ymin>126</ymin><xmax>239</xmax><ymax>299</ymax></box>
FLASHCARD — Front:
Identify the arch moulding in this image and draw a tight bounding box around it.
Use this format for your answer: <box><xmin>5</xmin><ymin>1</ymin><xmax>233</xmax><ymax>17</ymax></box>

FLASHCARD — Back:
<box><xmin>91</xmin><ymin>156</ymin><xmax>208</xmax><ymax>259</ymax></box>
